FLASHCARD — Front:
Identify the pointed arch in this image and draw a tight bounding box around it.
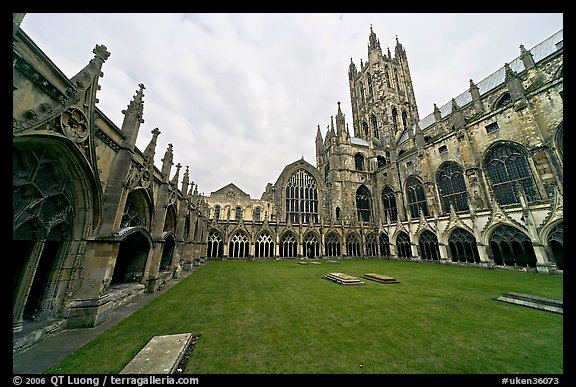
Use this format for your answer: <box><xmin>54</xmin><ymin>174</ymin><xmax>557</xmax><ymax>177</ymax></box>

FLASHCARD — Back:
<box><xmin>488</xmin><ymin>225</ymin><xmax>537</xmax><ymax>268</ymax></box>
<box><xmin>324</xmin><ymin>231</ymin><xmax>341</xmax><ymax>257</ymax></box>
<box><xmin>483</xmin><ymin>141</ymin><xmax>539</xmax><ymax>205</ymax></box>
<box><xmin>405</xmin><ymin>175</ymin><xmax>429</xmax><ymax>218</ymax></box>
<box><xmin>303</xmin><ymin>232</ymin><xmax>320</xmax><ymax>258</ymax></box>
<box><xmin>207</xmin><ymin>229</ymin><xmax>224</xmax><ymax>258</ymax></box>
<box><xmin>381</xmin><ymin>185</ymin><xmax>398</xmax><ymax>222</ymax></box>
<box><xmin>355</xmin><ymin>153</ymin><xmax>365</xmax><ymax>171</ymax></box>
<box><xmin>346</xmin><ymin>232</ymin><xmax>362</xmax><ymax>257</ymax></box>
<box><xmin>280</xmin><ymin>231</ymin><xmax>298</xmax><ymax>258</ymax></box>
<box><xmin>447</xmin><ymin>227</ymin><xmax>480</xmax><ymax>264</ymax></box>
<box><xmin>365</xmin><ymin>232</ymin><xmax>378</xmax><ymax>257</ymax></box>
<box><xmin>379</xmin><ymin>232</ymin><xmax>391</xmax><ymax>257</ymax></box>
<box><xmin>395</xmin><ymin>231</ymin><xmax>412</xmax><ymax>258</ymax></box>
<box><xmin>285</xmin><ymin>168</ymin><xmax>319</xmax><ymax>224</ymax></box>
<box><xmin>418</xmin><ymin>230</ymin><xmax>440</xmax><ymax>261</ymax></box>
<box><xmin>356</xmin><ymin>185</ymin><xmax>372</xmax><ymax>222</ymax></box>
<box><xmin>163</xmin><ymin>204</ymin><xmax>177</xmax><ymax>233</ymax></box>
<box><xmin>436</xmin><ymin>161</ymin><xmax>469</xmax><ymax>213</ymax></box>
<box><xmin>228</xmin><ymin>229</ymin><xmax>250</xmax><ymax>258</ymax></box>
<box><xmin>111</xmin><ymin>227</ymin><xmax>153</xmax><ymax>285</ymax></box>
<box><xmin>255</xmin><ymin>231</ymin><xmax>274</xmax><ymax>258</ymax></box>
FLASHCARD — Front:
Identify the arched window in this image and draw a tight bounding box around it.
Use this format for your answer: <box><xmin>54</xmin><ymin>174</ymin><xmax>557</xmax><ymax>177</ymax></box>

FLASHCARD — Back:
<box><xmin>303</xmin><ymin>233</ymin><xmax>319</xmax><ymax>258</ymax></box>
<box><xmin>381</xmin><ymin>186</ymin><xmax>397</xmax><ymax>222</ymax></box>
<box><xmin>484</xmin><ymin>144</ymin><xmax>539</xmax><ymax>205</ymax></box>
<box><xmin>335</xmin><ymin>207</ymin><xmax>341</xmax><ymax>221</ymax></box>
<box><xmin>448</xmin><ymin>228</ymin><xmax>480</xmax><ymax>264</ymax></box>
<box><xmin>356</xmin><ymin>185</ymin><xmax>371</xmax><ymax>222</ymax></box>
<box><xmin>229</xmin><ymin>231</ymin><xmax>249</xmax><ymax>258</ymax></box>
<box><xmin>362</xmin><ymin>121</ymin><xmax>369</xmax><ymax>138</ymax></box>
<box><xmin>396</xmin><ymin>232</ymin><xmax>412</xmax><ymax>258</ymax></box>
<box><xmin>377</xmin><ymin>156</ymin><xmax>386</xmax><ymax>168</ymax></box>
<box><xmin>371</xmin><ymin>114</ymin><xmax>378</xmax><ymax>138</ymax></box>
<box><xmin>346</xmin><ymin>233</ymin><xmax>362</xmax><ymax>257</ymax></box>
<box><xmin>392</xmin><ymin>108</ymin><xmax>399</xmax><ymax>131</ymax></box>
<box><xmin>325</xmin><ymin>232</ymin><xmax>341</xmax><ymax>257</ymax></box>
<box><xmin>214</xmin><ymin>205</ymin><xmax>221</xmax><ymax>220</ymax></box>
<box><xmin>394</xmin><ymin>68</ymin><xmax>400</xmax><ymax>92</ymax></box>
<box><xmin>207</xmin><ymin>231</ymin><xmax>224</xmax><ymax>258</ymax></box>
<box><xmin>379</xmin><ymin>233</ymin><xmax>391</xmax><ymax>257</ymax></box>
<box><xmin>255</xmin><ymin>232</ymin><xmax>274</xmax><ymax>258</ymax></box>
<box><xmin>355</xmin><ymin>153</ymin><xmax>365</xmax><ymax>171</ymax></box>
<box><xmin>547</xmin><ymin>222</ymin><xmax>563</xmax><ymax>270</ymax></box>
<box><xmin>285</xmin><ymin>169</ymin><xmax>319</xmax><ymax>224</ymax></box>
<box><xmin>235</xmin><ymin>206</ymin><xmax>242</xmax><ymax>221</ymax></box>
<box><xmin>419</xmin><ymin>230</ymin><xmax>440</xmax><ymax>261</ymax></box>
<box><xmin>280</xmin><ymin>232</ymin><xmax>298</xmax><ymax>258</ymax></box>
<box><xmin>437</xmin><ymin>163</ymin><xmax>469</xmax><ymax>213</ymax></box>
<box><xmin>365</xmin><ymin>233</ymin><xmax>378</xmax><ymax>257</ymax></box>
<box><xmin>495</xmin><ymin>92</ymin><xmax>512</xmax><ymax>109</ymax></box>
<box><xmin>254</xmin><ymin>207</ymin><xmax>261</xmax><ymax>221</ymax></box>
<box><xmin>406</xmin><ymin>176</ymin><xmax>429</xmax><ymax>218</ymax></box>
<box><xmin>489</xmin><ymin>225</ymin><xmax>537</xmax><ymax>267</ymax></box>
<box><xmin>401</xmin><ymin>111</ymin><xmax>408</xmax><ymax>131</ymax></box>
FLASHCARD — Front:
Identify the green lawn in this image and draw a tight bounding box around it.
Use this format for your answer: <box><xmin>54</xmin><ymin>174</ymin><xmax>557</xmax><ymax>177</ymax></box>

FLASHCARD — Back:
<box><xmin>46</xmin><ymin>259</ymin><xmax>563</xmax><ymax>374</ymax></box>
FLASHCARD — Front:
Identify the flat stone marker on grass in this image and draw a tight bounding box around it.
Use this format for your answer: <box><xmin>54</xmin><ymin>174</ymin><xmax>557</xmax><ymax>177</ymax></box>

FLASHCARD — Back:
<box><xmin>323</xmin><ymin>272</ymin><xmax>365</xmax><ymax>286</ymax></box>
<box><xmin>361</xmin><ymin>273</ymin><xmax>400</xmax><ymax>284</ymax></box>
<box><xmin>120</xmin><ymin>333</ymin><xmax>193</xmax><ymax>374</ymax></box>
<box><xmin>496</xmin><ymin>292</ymin><xmax>563</xmax><ymax>314</ymax></box>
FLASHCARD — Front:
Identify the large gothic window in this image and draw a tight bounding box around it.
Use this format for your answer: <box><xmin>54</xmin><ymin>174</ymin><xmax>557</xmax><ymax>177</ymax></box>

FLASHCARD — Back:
<box><xmin>355</xmin><ymin>153</ymin><xmax>365</xmax><ymax>171</ymax></box>
<box><xmin>448</xmin><ymin>228</ymin><xmax>480</xmax><ymax>264</ymax></box>
<box><xmin>356</xmin><ymin>185</ymin><xmax>371</xmax><ymax>222</ymax></box>
<box><xmin>419</xmin><ymin>230</ymin><xmax>440</xmax><ymax>261</ymax></box>
<box><xmin>381</xmin><ymin>186</ymin><xmax>398</xmax><ymax>222</ymax></box>
<box><xmin>255</xmin><ymin>232</ymin><xmax>274</xmax><ymax>258</ymax></box>
<box><xmin>489</xmin><ymin>225</ymin><xmax>537</xmax><ymax>268</ymax></box>
<box><xmin>285</xmin><ymin>169</ymin><xmax>318</xmax><ymax>224</ymax></box>
<box><xmin>437</xmin><ymin>162</ymin><xmax>469</xmax><ymax>213</ymax></box>
<box><xmin>325</xmin><ymin>232</ymin><xmax>341</xmax><ymax>257</ymax></box>
<box><xmin>396</xmin><ymin>231</ymin><xmax>412</xmax><ymax>258</ymax></box>
<box><xmin>484</xmin><ymin>144</ymin><xmax>539</xmax><ymax>205</ymax></box>
<box><xmin>406</xmin><ymin>176</ymin><xmax>429</xmax><ymax>218</ymax></box>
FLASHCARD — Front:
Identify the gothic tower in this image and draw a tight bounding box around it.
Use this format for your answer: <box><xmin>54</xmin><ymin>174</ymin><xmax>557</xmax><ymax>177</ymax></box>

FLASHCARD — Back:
<box><xmin>348</xmin><ymin>26</ymin><xmax>419</xmax><ymax>149</ymax></box>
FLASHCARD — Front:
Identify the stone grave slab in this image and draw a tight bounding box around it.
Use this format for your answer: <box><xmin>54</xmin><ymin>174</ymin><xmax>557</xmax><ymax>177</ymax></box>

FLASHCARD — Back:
<box><xmin>361</xmin><ymin>273</ymin><xmax>400</xmax><ymax>284</ymax></box>
<box><xmin>323</xmin><ymin>272</ymin><xmax>365</xmax><ymax>286</ymax></box>
<box><xmin>120</xmin><ymin>333</ymin><xmax>193</xmax><ymax>374</ymax></box>
<box><xmin>496</xmin><ymin>292</ymin><xmax>563</xmax><ymax>314</ymax></box>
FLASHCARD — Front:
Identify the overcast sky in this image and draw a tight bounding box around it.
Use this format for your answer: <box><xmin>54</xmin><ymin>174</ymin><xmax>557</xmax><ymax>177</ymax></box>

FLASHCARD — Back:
<box><xmin>20</xmin><ymin>13</ymin><xmax>563</xmax><ymax>198</ymax></box>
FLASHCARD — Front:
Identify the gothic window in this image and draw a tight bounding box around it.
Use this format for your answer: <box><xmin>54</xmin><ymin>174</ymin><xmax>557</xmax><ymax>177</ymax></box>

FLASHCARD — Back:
<box><xmin>406</xmin><ymin>176</ymin><xmax>429</xmax><ymax>218</ymax></box>
<box><xmin>214</xmin><ymin>205</ymin><xmax>221</xmax><ymax>220</ymax></box>
<box><xmin>392</xmin><ymin>108</ymin><xmax>399</xmax><ymax>131</ymax></box>
<box><xmin>547</xmin><ymin>222</ymin><xmax>563</xmax><ymax>270</ymax></box>
<box><xmin>121</xmin><ymin>193</ymin><xmax>141</xmax><ymax>227</ymax></box>
<box><xmin>229</xmin><ymin>230</ymin><xmax>249</xmax><ymax>258</ymax></box>
<box><xmin>207</xmin><ymin>231</ymin><xmax>224</xmax><ymax>258</ymax></box>
<box><xmin>362</xmin><ymin>121</ymin><xmax>369</xmax><ymax>138</ymax></box>
<box><xmin>163</xmin><ymin>205</ymin><xmax>176</xmax><ymax>232</ymax></box>
<box><xmin>335</xmin><ymin>207</ymin><xmax>341</xmax><ymax>221</ymax></box>
<box><xmin>495</xmin><ymin>92</ymin><xmax>512</xmax><ymax>109</ymax></box>
<box><xmin>235</xmin><ymin>206</ymin><xmax>242</xmax><ymax>221</ymax></box>
<box><xmin>280</xmin><ymin>232</ymin><xmax>298</xmax><ymax>257</ymax></box>
<box><xmin>159</xmin><ymin>235</ymin><xmax>175</xmax><ymax>270</ymax></box>
<box><xmin>255</xmin><ymin>232</ymin><xmax>274</xmax><ymax>258</ymax></box>
<box><xmin>396</xmin><ymin>231</ymin><xmax>412</xmax><ymax>258</ymax></box>
<box><xmin>285</xmin><ymin>169</ymin><xmax>319</xmax><ymax>224</ymax></box>
<box><xmin>346</xmin><ymin>233</ymin><xmax>362</xmax><ymax>257</ymax></box>
<box><xmin>385</xmin><ymin>65</ymin><xmax>391</xmax><ymax>88</ymax></box>
<box><xmin>254</xmin><ymin>207</ymin><xmax>261</xmax><ymax>221</ymax></box>
<box><xmin>355</xmin><ymin>153</ymin><xmax>365</xmax><ymax>171</ymax></box>
<box><xmin>394</xmin><ymin>68</ymin><xmax>400</xmax><ymax>92</ymax></box>
<box><xmin>377</xmin><ymin>156</ymin><xmax>386</xmax><ymax>168</ymax></box>
<box><xmin>303</xmin><ymin>233</ymin><xmax>319</xmax><ymax>258</ymax></box>
<box><xmin>371</xmin><ymin>114</ymin><xmax>378</xmax><ymax>138</ymax></box>
<box><xmin>401</xmin><ymin>111</ymin><xmax>408</xmax><ymax>130</ymax></box>
<box><xmin>367</xmin><ymin>73</ymin><xmax>374</xmax><ymax>96</ymax></box>
<box><xmin>356</xmin><ymin>185</ymin><xmax>371</xmax><ymax>222</ymax></box>
<box><xmin>365</xmin><ymin>233</ymin><xmax>378</xmax><ymax>257</ymax></box>
<box><xmin>484</xmin><ymin>143</ymin><xmax>539</xmax><ymax>205</ymax></box>
<box><xmin>436</xmin><ymin>162</ymin><xmax>469</xmax><ymax>213</ymax></box>
<box><xmin>489</xmin><ymin>225</ymin><xmax>537</xmax><ymax>267</ymax></box>
<box><xmin>381</xmin><ymin>186</ymin><xmax>398</xmax><ymax>222</ymax></box>
<box><xmin>448</xmin><ymin>228</ymin><xmax>480</xmax><ymax>264</ymax></box>
<box><xmin>183</xmin><ymin>215</ymin><xmax>191</xmax><ymax>241</ymax></box>
<box><xmin>325</xmin><ymin>232</ymin><xmax>341</xmax><ymax>257</ymax></box>
<box><xmin>379</xmin><ymin>233</ymin><xmax>391</xmax><ymax>257</ymax></box>
<box><xmin>419</xmin><ymin>230</ymin><xmax>440</xmax><ymax>261</ymax></box>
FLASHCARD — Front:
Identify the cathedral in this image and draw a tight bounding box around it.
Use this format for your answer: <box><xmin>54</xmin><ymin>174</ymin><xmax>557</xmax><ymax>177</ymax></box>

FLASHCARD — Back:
<box><xmin>13</xmin><ymin>14</ymin><xmax>563</xmax><ymax>350</ymax></box>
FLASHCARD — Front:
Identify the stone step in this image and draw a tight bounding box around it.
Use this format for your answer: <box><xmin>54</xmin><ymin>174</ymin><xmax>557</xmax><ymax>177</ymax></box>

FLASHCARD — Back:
<box><xmin>120</xmin><ymin>333</ymin><xmax>194</xmax><ymax>374</ymax></box>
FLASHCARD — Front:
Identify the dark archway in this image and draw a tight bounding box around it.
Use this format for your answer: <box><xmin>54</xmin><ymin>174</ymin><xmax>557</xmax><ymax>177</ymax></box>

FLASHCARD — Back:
<box><xmin>111</xmin><ymin>231</ymin><xmax>150</xmax><ymax>284</ymax></box>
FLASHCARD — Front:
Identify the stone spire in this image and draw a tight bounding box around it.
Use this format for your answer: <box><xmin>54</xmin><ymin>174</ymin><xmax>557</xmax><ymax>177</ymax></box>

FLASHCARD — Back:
<box><xmin>120</xmin><ymin>83</ymin><xmax>145</xmax><ymax>150</ymax></box>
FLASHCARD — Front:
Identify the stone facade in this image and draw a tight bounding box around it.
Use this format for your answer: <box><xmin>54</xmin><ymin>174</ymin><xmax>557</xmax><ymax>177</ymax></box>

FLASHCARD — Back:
<box><xmin>13</xmin><ymin>16</ymin><xmax>563</xmax><ymax>346</ymax></box>
<box><xmin>202</xmin><ymin>27</ymin><xmax>563</xmax><ymax>277</ymax></box>
<box><xmin>13</xmin><ymin>17</ymin><xmax>210</xmax><ymax>337</ymax></box>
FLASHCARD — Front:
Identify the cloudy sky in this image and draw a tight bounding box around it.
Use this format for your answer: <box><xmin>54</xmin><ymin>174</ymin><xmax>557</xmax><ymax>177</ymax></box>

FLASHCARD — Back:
<box><xmin>20</xmin><ymin>13</ymin><xmax>563</xmax><ymax>198</ymax></box>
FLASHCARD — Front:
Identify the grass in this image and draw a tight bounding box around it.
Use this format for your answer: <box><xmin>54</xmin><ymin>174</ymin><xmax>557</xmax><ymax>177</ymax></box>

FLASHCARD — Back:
<box><xmin>46</xmin><ymin>259</ymin><xmax>563</xmax><ymax>374</ymax></box>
